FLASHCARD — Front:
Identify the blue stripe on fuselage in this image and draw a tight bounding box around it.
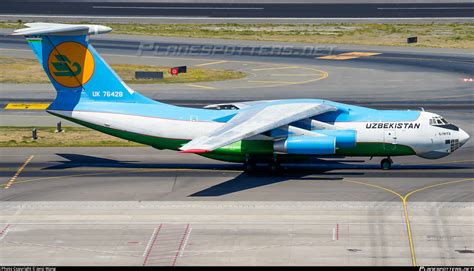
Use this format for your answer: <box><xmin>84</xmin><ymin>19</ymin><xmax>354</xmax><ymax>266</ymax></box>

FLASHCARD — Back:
<box><xmin>53</xmin><ymin>98</ymin><xmax>420</xmax><ymax>123</ymax></box>
<box><xmin>314</xmin><ymin>100</ymin><xmax>420</xmax><ymax>122</ymax></box>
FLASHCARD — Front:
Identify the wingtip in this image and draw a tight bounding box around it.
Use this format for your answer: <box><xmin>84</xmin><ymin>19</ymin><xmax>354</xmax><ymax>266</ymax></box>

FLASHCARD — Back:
<box><xmin>179</xmin><ymin>149</ymin><xmax>210</xmax><ymax>154</ymax></box>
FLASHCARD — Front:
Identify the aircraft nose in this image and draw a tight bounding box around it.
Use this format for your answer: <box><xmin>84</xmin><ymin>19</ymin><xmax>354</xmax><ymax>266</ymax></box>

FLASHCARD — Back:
<box><xmin>459</xmin><ymin>128</ymin><xmax>470</xmax><ymax>145</ymax></box>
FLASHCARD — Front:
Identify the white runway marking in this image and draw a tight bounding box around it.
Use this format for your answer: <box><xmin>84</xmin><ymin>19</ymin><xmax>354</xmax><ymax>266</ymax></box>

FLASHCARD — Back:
<box><xmin>179</xmin><ymin>227</ymin><xmax>192</xmax><ymax>257</ymax></box>
<box><xmin>93</xmin><ymin>6</ymin><xmax>264</xmax><ymax>10</ymax></box>
<box><xmin>378</xmin><ymin>7</ymin><xmax>474</xmax><ymax>10</ymax></box>
<box><xmin>143</xmin><ymin>227</ymin><xmax>158</xmax><ymax>257</ymax></box>
<box><xmin>0</xmin><ymin>224</ymin><xmax>10</xmax><ymax>241</ymax></box>
<box><xmin>0</xmin><ymin>15</ymin><xmax>471</xmax><ymax>20</ymax></box>
<box><xmin>143</xmin><ymin>224</ymin><xmax>163</xmax><ymax>266</ymax></box>
<box><xmin>172</xmin><ymin>224</ymin><xmax>191</xmax><ymax>266</ymax></box>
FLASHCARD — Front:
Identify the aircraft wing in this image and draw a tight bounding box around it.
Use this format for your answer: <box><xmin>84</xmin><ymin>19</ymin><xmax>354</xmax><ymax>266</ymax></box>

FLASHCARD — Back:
<box><xmin>203</xmin><ymin>100</ymin><xmax>275</xmax><ymax>110</ymax></box>
<box><xmin>180</xmin><ymin>103</ymin><xmax>336</xmax><ymax>153</ymax></box>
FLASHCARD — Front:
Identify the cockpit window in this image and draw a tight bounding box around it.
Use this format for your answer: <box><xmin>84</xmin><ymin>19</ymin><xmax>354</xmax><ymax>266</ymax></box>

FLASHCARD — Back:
<box><xmin>430</xmin><ymin>116</ymin><xmax>450</xmax><ymax>126</ymax></box>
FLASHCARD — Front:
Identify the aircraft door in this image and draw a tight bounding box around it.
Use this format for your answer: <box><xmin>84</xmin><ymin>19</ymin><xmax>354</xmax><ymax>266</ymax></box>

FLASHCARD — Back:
<box><xmin>383</xmin><ymin>129</ymin><xmax>397</xmax><ymax>150</ymax></box>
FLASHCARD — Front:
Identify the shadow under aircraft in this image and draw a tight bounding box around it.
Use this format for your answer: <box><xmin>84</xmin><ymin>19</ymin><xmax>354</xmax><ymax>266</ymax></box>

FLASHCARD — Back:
<box><xmin>189</xmin><ymin>170</ymin><xmax>347</xmax><ymax>197</ymax></box>
<box><xmin>188</xmin><ymin>158</ymin><xmax>473</xmax><ymax>196</ymax></box>
<box><xmin>43</xmin><ymin>153</ymin><xmax>240</xmax><ymax>171</ymax></box>
<box><xmin>41</xmin><ymin>153</ymin><xmax>471</xmax><ymax>197</ymax></box>
<box><xmin>45</xmin><ymin>153</ymin><xmax>469</xmax><ymax>171</ymax></box>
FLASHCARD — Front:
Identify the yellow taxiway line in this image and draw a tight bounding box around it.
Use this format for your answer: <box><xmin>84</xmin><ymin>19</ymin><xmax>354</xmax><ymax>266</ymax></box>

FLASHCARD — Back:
<box><xmin>318</xmin><ymin>51</ymin><xmax>381</xmax><ymax>60</ymax></box>
<box><xmin>195</xmin><ymin>60</ymin><xmax>228</xmax><ymax>67</ymax></box>
<box><xmin>4</xmin><ymin>155</ymin><xmax>34</xmax><ymax>189</ymax></box>
<box><xmin>343</xmin><ymin>177</ymin><xmax>474</xmax><ymax>266</ymax></box>
<box><xmin>251</xmin><ymin>66</ymin><xmax>298</xmax><ymax>71</ymax></box>
<box><xmin>185</xmin><ymin>84</ymin><xmax>216</xmax><ymax>90</ymax></box>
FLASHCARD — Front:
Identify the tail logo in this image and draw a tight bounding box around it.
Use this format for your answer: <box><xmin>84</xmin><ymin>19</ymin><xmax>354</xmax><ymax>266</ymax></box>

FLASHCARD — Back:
<box><xmin>51</xmin><ymin>54</ymin><xmax>81</xmax><ymax>77</ymax></box>
<box><xmin>47</xmin><ymin>42</ymin><xmax>95</xmax><ymax>88</ymax></box>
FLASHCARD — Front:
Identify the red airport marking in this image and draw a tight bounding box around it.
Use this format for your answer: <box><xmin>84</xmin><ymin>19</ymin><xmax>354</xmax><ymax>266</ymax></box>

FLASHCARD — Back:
<box><xmin>0</xmin><ymin>224</ymin><xmax>11</xmax><ymax>241</ymax></box>
<box><xmin>128</xmin><ymin>241</ymin><xmax>140</xmax><ymax>244</ymax></box>
<box><xmin>143</xmin><ymin>224</ymin><xmax>163</xmax><ymax>266</ymax></box>
<box><xmin>336</xmin><ymin>223</ymin><xmax>339</xmax><ymax>241</ymax></box>
<box><xmin>172</xmin><ymin>224</ymin><xmax>191</xmax><ymax>266</ymax></box>
<box><xmin>0</xmin><ymin>224</ymin><xmax>10</xmax><ymax>235</ymax></box>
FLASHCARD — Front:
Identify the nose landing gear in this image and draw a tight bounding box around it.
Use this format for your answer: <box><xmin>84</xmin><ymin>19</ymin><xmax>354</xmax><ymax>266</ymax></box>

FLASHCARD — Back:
<box><xmin>380</xmin><ymin>157</ymin><xmax>393</xmax><ymax>170</ymax></box>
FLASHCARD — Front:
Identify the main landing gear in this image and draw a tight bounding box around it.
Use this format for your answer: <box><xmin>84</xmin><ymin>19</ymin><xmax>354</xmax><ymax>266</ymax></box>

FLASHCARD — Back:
<box><xmin>380</xmin><ymin>157</ymin><xmax>393</xmax><ymax>170</ymax></box>
<box><xmin>243</xmin><ymin>161</ymin><xmax>256</xmax><ymax>174</ymax></box>
<box><xmin>243</xmin><ymin>155</ymin><xmax>283</xmax><ymax>174</ymax></box>
<box><xmin>243</xmin><ymin>155</ymin><xmax>257</xmax><ymax>174</ymax></box>
<box><xmin>268</xmin><ymin>160</ymin><xmax>282</xmax><ymax>175</ymax></box>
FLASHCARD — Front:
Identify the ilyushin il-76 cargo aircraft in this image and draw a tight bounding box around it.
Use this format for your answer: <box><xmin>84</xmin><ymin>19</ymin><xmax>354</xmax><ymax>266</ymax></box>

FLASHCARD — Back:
<box><xmin>13</xmin><ymin>23</ymin><xmax>470</xmax><ymax>172</ymax></box>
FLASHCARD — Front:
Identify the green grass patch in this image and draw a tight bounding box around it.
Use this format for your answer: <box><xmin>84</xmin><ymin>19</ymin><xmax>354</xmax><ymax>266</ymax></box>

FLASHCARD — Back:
<box><xmin>1</xmin><ymin>21</ymin><xmax>472</xmax><ymax>49</ymax></box>
<box><xmin>0</xmin><ymin>56</ymin><xmax>246</xmax><ymax>84</ymax></box>
<box><xmin>0</xmin><ymin>126</ymin><xmax>142</xmax><ymax>147</ymax></box>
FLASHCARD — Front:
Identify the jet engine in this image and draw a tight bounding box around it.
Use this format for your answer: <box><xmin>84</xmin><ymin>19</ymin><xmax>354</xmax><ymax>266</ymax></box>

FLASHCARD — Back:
<box><xmin>314</xmin><ymin>130</ymin><xmax>357</xmax><ymax>148</ymax></box>
<box><xmin>274</xmin><ymin>135</ymin><xmax>336</xmax><ymax>155</ymax></box>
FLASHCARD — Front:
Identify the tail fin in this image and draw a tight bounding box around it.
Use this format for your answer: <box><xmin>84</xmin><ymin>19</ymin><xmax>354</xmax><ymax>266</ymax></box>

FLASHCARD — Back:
<box><xmin>13</xmin><ymin>23</ymin><xmax>150</xmax><ymax>109</ymax></box>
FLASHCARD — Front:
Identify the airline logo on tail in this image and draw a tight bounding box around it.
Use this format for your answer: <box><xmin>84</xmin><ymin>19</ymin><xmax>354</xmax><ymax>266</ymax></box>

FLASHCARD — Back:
<box><xmin>47</xmin><ymin>41</ymin><xmax>95</xmax><ymax>88</ymax></box>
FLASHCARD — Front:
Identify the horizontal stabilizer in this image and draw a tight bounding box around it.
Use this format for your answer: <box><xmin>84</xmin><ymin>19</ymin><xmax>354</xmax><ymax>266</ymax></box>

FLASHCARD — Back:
<box><xmin>12</xmin><ymin>22</ymin><xmax>112</xmax><ymax>36</ymax></box>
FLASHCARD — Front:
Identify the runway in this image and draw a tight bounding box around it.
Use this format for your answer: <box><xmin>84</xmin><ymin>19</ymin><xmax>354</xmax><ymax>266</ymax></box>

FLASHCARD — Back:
<box><xmin>1</xmin><ymin>0</ymin><xmax>473</xmax><ymax>24</ymax></box>
<box><xmin>2</xmin><ymin>1</ymin><xmax>474</xmax><ymax>18</ymax></box>
<box><xmin>1</xmin><ymin>24</ymin><xmax>473</xmax><ymax>265</ymax></box>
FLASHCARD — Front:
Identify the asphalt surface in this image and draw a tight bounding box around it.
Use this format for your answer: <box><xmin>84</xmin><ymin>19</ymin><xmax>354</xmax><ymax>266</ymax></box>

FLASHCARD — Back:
<box><xmin>1</xmin><ymin>1</ymin><xmax>473</xmax><ymax>23</ymax></box>
<box><xmin>1</xmin><ymin>1</ymin><xmax>473</xmax><ymax>18</ymax></box>
<box><xmin>1</xmin><ymin>146</ymin><xmax>473</xmax><ymax>201</ymax></box>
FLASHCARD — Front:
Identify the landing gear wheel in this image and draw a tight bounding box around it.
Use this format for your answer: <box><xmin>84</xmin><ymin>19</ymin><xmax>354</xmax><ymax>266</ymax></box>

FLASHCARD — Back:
<box><xmin>243</xmin><ymin>155</ymin><xmax>257</xmax><ymax>174</ymax></box>
<box><xmin>380</xmin><ymin>158</ymin><xmax>393</xmax><ymax>170</ymax></box>
<box><xmin>269</xmin><ymin>161</ymin><xmax>282</xmax><ymax>175</ymax></box>
<box><xmin>243</xmin><ymin>161</ymin><xmax>256</xmax><ymax>174</ymax></box>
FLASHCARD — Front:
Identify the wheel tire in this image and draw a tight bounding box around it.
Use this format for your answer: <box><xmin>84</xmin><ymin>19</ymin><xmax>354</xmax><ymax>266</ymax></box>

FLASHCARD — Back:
<box><xmin>269</xmin><ymin>162</ymin><xmax>282</xmax><ymax>175</ymax></box>
<box><xmin>243</xmin><ymin>162</ymin><xmax>256</xmax><ymax>174</ymax></box>
<box><xmin>381</xmin><ymin>158</ymin><xmax>392</xmax><ymax>170</ymax></box>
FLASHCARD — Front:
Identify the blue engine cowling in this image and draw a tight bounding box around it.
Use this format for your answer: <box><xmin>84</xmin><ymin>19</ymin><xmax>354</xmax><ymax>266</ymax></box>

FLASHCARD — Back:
<box><xmin>314</xmin><ymin>130</ymin><xmax>357</xmax><ymax>148</ymax></box>
<box><xmin>274</xmin><ymin>135</ymin><xmax>336</xmax><ymax>155</ymax></box>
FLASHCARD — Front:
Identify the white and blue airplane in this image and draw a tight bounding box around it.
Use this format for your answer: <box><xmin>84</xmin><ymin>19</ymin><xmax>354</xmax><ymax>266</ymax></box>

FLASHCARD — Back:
<box><xmin>13</xmin><ymin>23</ymin><xmax>470</xmax><ymax>172</ymax></box>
